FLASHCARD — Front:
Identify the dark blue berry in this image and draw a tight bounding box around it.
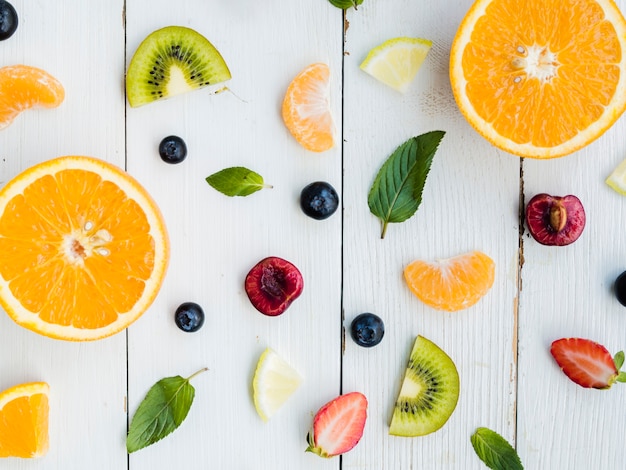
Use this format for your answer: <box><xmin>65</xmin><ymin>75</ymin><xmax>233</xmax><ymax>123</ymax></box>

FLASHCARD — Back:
<box><xmin>350</xmin><ymin>313</ymin><xmax>384</xmax><ymax>348</ymax></box>
<box><xmin>0</xmin><ymin>1</ymin><xmax>18</xmax><ymax>41</ymax></box>
<box><xmin>614</xmin><ymin>271</ymin><xmax>626</xmax><ymax>307</ymax></box>
<box><xmin>159</xmin><ymin>135</ymin><xmax>187</xmax><ymax>164</ymax></box>
<box><xmin>300</xmin><ymin>181</ymin><xmax>339</xmax><ymax>220</ymax></box>
<box><xmin>174</xmin><ymin>302</ymin><xmax>205</xmax><ymax>332</ymax></box>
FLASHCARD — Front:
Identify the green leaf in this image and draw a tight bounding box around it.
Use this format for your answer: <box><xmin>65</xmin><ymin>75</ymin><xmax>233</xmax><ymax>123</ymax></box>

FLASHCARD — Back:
<box><xmin>368</xmin><ymin>131</ymin><xmax>445</xmax><ymax>239</ymax></box>
<box><xmin>329</xmin><ymin>0</ymin><xmax>364</xmax><ymax>10</ymax></box>
<box><xmin>617</xmin><ymin>371</ymin><xmax>626</xmax><ymax>383</ymax></box>
<box><xmin>206</xmin><ymin>167</ymin><xmax>271</xmax><ymax>197</ymax></box>
<box><xmin>614</xmin><ymin>351</ymin><xmax>625</xmax><ymax>370</ymax></box>
<box><xmin>126</xmin><ymin>368</ymin><xmax>207</xmax><ymax>453</ymax></box>
<box><xmin>471</xmin><ymin>427</ymin><xmax>524</xmax><ymax>470</ymax></box>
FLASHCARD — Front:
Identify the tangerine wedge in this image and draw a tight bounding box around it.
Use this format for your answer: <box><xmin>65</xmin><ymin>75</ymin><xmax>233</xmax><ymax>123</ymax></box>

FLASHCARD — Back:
<box><xmin>450</xmin><ymin>0</ymin><xmax>626</xmax><ymax>158</ymax></box>
<box><xmin>0</xmin><ymin>65</ymin><xmax>64</xmax><ymax>130</ymax></box>
<box><xmin>282</xmin><ymin>63</ymin><xmax>335</xmax><ymax>152</ymax></box>
<box><xmin>0</xmin><ymin>156</ymin><xmax>169</xmax><ymax>341</ymax></box>
<box><xmin>404</xmin><ymin>251</ymin><xmax>495</xmax><ymax>312</ymax></box>
<box><xmin>0</xmin><ymin>382</ymin><xmax>49</xmax><ymax>458</ymax></box>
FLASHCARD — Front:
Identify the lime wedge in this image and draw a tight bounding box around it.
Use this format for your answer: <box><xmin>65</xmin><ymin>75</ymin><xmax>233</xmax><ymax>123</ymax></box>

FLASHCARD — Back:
<box><xmin>360</xmin><ymin>37</ymin><xmax>432</xmax><ymax>93</ymax></box>
<box><xmin>606</xmin><ymin>158</ymin><xmax>626</xmax><ymax>195</ymax></box>
<box><xmin>252</xmin><ymin>348</ymin><xmax>302</xmax><ymax>421</ymax></box>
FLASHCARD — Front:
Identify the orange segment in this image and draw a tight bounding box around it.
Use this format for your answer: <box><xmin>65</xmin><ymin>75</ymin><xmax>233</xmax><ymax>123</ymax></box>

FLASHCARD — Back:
<box><xmin>404</xmin><ymin>251</ymin><xmax>495</xmax><ymax>312</ymax></box>
<box><xmin>282</xmin><ymin>63</ymin><xmax>335</xmax><ymax>152</ymax></box>
<box><xmin>0</xmin><ymin>65</ymin><xmax>65</xmax><ymax>130</ymax></box>
<box><xmin>0</xmin><ymin>156</ymin><xmax>169</xmax><ymax>341</ymax></box>
<box><xmin>450</xmin><ymin>0</ymin><xmax>626</xmax><ymax>158</ymax></box>
<box><xmin>0</xmin><ymin>382</ymin><xmax>49</xmax><ymax>458</ymax></box>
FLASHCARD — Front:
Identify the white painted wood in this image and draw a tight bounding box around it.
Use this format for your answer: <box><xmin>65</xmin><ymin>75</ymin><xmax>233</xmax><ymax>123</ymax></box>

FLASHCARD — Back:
<box><xmin>0</xmin><ymin>0</ymin><xmax>625</xmax><ymax>469</ymax></box>
<box><xmin>0</xmin><ymin>1</ymin><xmax>127</xmax><ymax>469</ymax></box>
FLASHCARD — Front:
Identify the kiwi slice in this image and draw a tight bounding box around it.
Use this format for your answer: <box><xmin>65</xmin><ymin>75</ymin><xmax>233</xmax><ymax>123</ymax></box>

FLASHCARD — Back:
<box><xmin>389</xmin><ymin>335</ymin><xmax>460</xmax><ymax>437</ymax></box>
<box><xmin>126</xmin><ymin>26</ymin><xmax>231</xmax><ymax>107</ymax></box>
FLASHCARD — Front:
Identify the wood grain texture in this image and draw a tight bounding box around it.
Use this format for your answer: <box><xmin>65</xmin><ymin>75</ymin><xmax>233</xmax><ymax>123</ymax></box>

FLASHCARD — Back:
<box><xmin>0</xmin><ymin>0</ymin><xmax>625</xmax><ymax>469</ymax></box>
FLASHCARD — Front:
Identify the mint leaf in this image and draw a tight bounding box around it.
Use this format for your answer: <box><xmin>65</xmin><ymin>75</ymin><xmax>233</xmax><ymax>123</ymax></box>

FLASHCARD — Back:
<box><xmin>368</xmin><ymin>131</ymin><xmax>444</xmax><ymax>239</ymax></box>
<box><xmin>126</xmin><ymin>368</ymin><xmax>207</xmax><ymax>453</ymax></box>
<box><xmin>329</xmin><ymin>0</ymin><xmax>364</xmax><ymax>10</ymax></box>
<box><xmin>206</xmin><ymin>167</ymin><xmax>271</xmax><ymax>197</ymax></box>
<box><xmin>471</xmin><ymin>427</ymin><xmax>523</xmax><ymax>470</ymax></box>
<box><xmin>614</xmin><ymin>351</ymin><xmax>625</xmax><ymax>370</ymax></box>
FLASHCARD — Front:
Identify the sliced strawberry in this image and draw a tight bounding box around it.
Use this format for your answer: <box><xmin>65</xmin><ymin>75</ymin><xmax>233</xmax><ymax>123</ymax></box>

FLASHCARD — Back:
<box><xmin>306</xmin><ymin>392</ymin><xmax>367</xmax><ymax>458</ymax></box>
<box><xmin>550</xmin><ymin>338</ymin><xmax>624</xmax><ymax>389</ymax></box>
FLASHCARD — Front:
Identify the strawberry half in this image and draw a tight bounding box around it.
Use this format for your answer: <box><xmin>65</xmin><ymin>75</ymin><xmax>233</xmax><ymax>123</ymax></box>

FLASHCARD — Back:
<box><xmin>306</xmin><ymin>392</ymin><xmax>368</xmax><ymax>458</ymax></box>
<box><xmin>550</xmin><ymin>338</ymin><xmax>626</xmax><ymax>389</ymax></box>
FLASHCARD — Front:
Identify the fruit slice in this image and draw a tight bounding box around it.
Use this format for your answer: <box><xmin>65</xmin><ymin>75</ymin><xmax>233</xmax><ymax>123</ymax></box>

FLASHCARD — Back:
<box><xmin>306</xmin><ymin>392</ymin><xmax>367</xmax><ymax>458</ymax></box>
<box><xmin>389</xmin><ymin>335</ymin><xmax>459</xmax><ymax>437</ymax></box>
<box><xmin>126</xmin><ymin>26</ymin><xmax>231</xmax><ymax>107</ymax></box>
<box><xmin>404</xmin><ymin>251</ymin><xmax>495</xmax><ymax>311</ymax></box>
<box><xmin>282</xmin><ymin>63</ymin><xmax>335</xmax><ymax>152</ymax></box>
<box><xmin>0</xmin><ymin>156</ymin><xmax>169</xmax><ymax>341</ymax></box>
<box><xmin>450</xmin><ymin>0</ymin><xmax>626</xmax><ymax>158</ymax></box>
<box><xmin>244</xmin><ymin>257</ymin><xmax>304</xmax><ymax>316</ymax></box>
<box><xmin>0</xmin><ymin>382</ymin><xmax>49</xmax><ymax>458</ymax></box>
<box><xmin>0</xmin><ymin>65</ymin><xmax>64</xmax><ymax>130</ymax></box>
<box><xmin>606</xmin><ymin>157</ymin><xmax>626</xmax><ymax>196</ymax></box>
<box><xmin>525</xmin><ymin>194</ymin><xmax>586</xmax><ymax>246</ymax></box>
<box><xmin>253</xmin><ymin>348</ymin><xmax>302</xmax><ymax>421</ymax></box>
<box><xmin>360</xmin><ymin>37</ymin><xmax>432</xmax><ymax>93</ymax></box>
<box><xmin>550</xmin><ymin>338</ymin><xmax>626</xmax><ymax>389</ymax></box>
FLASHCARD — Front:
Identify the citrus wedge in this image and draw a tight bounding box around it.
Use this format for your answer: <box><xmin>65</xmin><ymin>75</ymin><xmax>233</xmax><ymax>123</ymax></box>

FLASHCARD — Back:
<box><xmin>282</xmin><ymin>63</ymin><xmax>335</xmax><ymax>152</ymax></box>
<box><xmin>0</xmin><ymin>65</ymin><xmax>64</xmax><ymax>130</ymax></box>
<box><xmin>404</xmin><ymin>251</ymin><xmax>495</xmax><ymax>312</ymax></box>
<box><xmin>0</xmin><ymin>156</ymin><xmax>169</xmax><ymax>341</ymax></box>
<box><xmin>360</xmin><ymin>37</ymin><xmax>432</xmax><ymax>93</ymax></box>
<box><xmin>606</xmin><ymin>158</ymin><xmax>626</xmax><ymax>195</ymax></box>
<box><xmin>0</xmin><ymin>382</ymin><xmax>49</xmax><ymax>458</ymax></box>
<box><xmin>450</xmin><ymin>0</ymin><xmax>626</xmax><ymax>159</ymax></box>
<box><xmin>253</xmin><ymin>348</ymin><xmax>302</xmax><ymax>421</ymax></box>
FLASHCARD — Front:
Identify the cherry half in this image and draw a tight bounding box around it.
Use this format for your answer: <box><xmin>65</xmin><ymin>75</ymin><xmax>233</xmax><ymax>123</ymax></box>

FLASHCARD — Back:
<box><xmin>245</xmin><ymin>256</ymin><xmax>304</xmax><ymax>316</ymax></box>
<box><xmin>525</xmin><ymin>193</ymin><xmax>585</xmax><ymax>246</ymax></box>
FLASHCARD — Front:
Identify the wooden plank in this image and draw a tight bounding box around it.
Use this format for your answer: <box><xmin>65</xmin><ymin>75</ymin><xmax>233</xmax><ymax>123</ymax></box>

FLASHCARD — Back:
<box><xmin>124</xmin><ymin>1</ymin><xmax>343</xmax><ymax>468</ymax></box>
<box><xmin>0</xmin><ymin>1</ymin><xmax>127</xmax><ymax>468</ymax></box>
<box><xmin>342</xmin><ymin>1</ymin><xmax>520</xmax><ymax>468</ymax></box>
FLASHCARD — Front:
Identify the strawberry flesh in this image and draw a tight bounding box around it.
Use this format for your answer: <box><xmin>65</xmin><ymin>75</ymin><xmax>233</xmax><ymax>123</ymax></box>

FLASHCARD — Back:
<box><xmin>550</xmin><ymin>338</ymin><xmax>619</xmax><ymax>389</ymax></box>
<box><xmin>306</xmin><ymin>392</ymin><xmax>367</xmax><ymax>458</ymax></box>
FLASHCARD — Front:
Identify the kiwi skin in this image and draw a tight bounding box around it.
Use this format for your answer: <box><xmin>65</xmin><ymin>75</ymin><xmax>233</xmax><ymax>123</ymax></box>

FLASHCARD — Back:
<box><xmin>126</xmin><ymin>26</ymin><xmax>231</xmax><ymax>107</ymax></box>
<box><xmin>389</xmin><ymin>335</ymin><xmax>460</xmax><ymax>437</ymax></box>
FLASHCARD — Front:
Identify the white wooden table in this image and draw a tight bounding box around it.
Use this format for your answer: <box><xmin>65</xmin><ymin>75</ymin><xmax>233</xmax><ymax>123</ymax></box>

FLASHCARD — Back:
<box><xmin>1</xmin><ymin>1</ymin><xmax>624</xmax><ymax>468</ymax></box>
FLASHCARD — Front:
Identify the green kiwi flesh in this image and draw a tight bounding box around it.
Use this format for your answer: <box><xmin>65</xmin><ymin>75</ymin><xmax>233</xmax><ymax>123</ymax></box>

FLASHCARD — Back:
<box><xmin>389</xmin><ymin>335</ymin><xmax>460</xmax><ymax>437</ymax></box>
<box><xmin>126</xmin><ymin>26</ymin><xmax>231</xmax><ymax>107</ymax></box>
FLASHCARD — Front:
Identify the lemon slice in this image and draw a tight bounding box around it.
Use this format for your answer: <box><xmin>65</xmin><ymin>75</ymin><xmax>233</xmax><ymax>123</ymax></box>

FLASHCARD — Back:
<box><xmin>252</xmin><ymin>348</ymin><xmax>302</xmax><ymax>421</ymax></box>
<box><xmin>606</xmin><ymin>158</ymin><xmax>626</xmax><ymax>195</ymax></box>
<box><xmin>359</xmin><ymin>37</ymin><xmax>432</xmax><ymax>93</ymax></box>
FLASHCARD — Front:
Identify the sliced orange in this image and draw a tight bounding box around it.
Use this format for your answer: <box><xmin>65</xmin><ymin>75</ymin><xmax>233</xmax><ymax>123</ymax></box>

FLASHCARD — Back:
<box><xmin>282</xmin><ymin>63</ymin><xmax>335</xmax><ymax>152</ymax></box>
<box><xmin>0</xmin><ymin>156</ymin><xmax>169</xmax><ymax>341</ymax></box>
<box><xmin>0</xmin><ymin>65</ymin><xmax>65</xmax><ymax>130</ymax></box>
<box><xmin>450</xmin><ymin>0</ymin><xmax>626</xmax><ymax>159</ymax></box>
<box><xmin>404</xmin><ymin>251</ymin><xmax>495</xmax><ymax>312</ymax></box>
<box><xmin>0</xmin><ymin>382</ymin><xmax>49</xmax><ymax>458</ymax></box>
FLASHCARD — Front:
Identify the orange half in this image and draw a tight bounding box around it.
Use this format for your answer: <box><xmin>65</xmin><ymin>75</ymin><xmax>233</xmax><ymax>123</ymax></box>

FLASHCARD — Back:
<box><xmin>0</xmin><ymin>156</ymin><xmax>169</xmax><ymax>341</ymax></box>
<box><xmin>282</xmin><ymin>63</ymin><xmax>335</xmax><ymax>152</ymax></box>
<box><xmin>0</xmin><ymin>382</ymin><xmax>49</xmax><ymax>458</ymax></box>
<box><xmin>450</xmin><ymin>0</ymin><xmax>626</xmax><ymax>158</ymax></box>
<box><xmin>0</xmin><ymin>65</ymin><xmax>65</xmax><ymax>130</ymax></box>
<box><xmin>404</xmin><ymin>251</ymin><xmax>495</xmax><ymax>312</ymax></box>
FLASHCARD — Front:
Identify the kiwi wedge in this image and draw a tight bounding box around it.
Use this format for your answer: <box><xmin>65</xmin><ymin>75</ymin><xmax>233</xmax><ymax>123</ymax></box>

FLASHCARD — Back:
<box><xmin>389</xmin><ymin>335</ymin><xmax>460</xmax><ymax>437</ymax></box>
<box><xmin>126</xmin><ymin>26</ymin><xmax>231</xmax><ymax>107</ymax></box>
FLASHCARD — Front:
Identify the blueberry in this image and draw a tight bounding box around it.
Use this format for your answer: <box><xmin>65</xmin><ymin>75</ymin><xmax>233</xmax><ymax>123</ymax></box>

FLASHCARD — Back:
<box><xmin>614</xmin><ymin>271</ymin><xmax>626</xmax><ymax>307</ymax></box>
<box><xmin>0</xmin><ymin>1</ymin><xmax>18</xmax><ymax>41</ymax></box>
<box><xmin>300</xmin><ymin>181</ymin><xmax>339</xmax><ymax>220</ymax></box>
<box><xmin>174</xmin><ymin>302</ymin><xmax>205</xmax><ymax>332</ymax></box>
<box><xmin>159</xmin><ymin>135</ymin><xmax>187</xmax><ymax>164</ymax></box>
<box><xmin>350</xmin><ymin>313</ymin><xmax>384</xmax><ymax>348</ymax></box>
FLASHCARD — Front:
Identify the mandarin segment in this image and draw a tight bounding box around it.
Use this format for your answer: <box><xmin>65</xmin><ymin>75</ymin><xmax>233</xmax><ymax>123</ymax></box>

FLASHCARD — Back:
<box><xmin>450</xmin><ymin>0</ymin><xmax>626</xmax><ymax>158</ymax></box>
<box><xmin>0</xmin><ymin>156</ymin><xmax>169</xmax><ymax>341</ymax></box>
<box><xmin>404</xmin><ymin>251</ymin><xmax>495</xmax><ymax>312</ymax></box>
